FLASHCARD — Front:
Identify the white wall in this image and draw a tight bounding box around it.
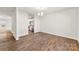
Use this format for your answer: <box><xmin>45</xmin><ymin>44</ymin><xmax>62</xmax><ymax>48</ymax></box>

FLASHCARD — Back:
<box><xmin>40</xmin><ymin>8</ymin><xmax>78</xmax><ymax>39</ymax></box>
<box><xmin>34</xmin><ymin>16</ymin><xmax>40</xmax><ymax>33</ymax></box>
<box><xmin>0</xmin><ymin>17</ymin><xmax>11</xmax><ymax>30</ymax></box>
<box><xmin>0</xmin><ymin>13</ymin><xmax>12</xmax><ymax>31</ymax></box>
<box><xmin>11</xmin><ymin>10</ymin><xmax>16</xmax><ymax>38</ymax></box>
<box><xmin>0</xmin><ymin>8</ymin><xmax>16</xmax><ymax>39</ymax></box>
<box><xmin>77</xmin><ymin>8</ymin><xmax>79</xmax><ymax>39</ymax></box>
<box><xmin>0</xmin><ymin>7</ymin><xmax>16</xmax><ymax>37</ymax></box>
<box><xmin>17</xmin><ymin>8</ymin><xmax>29</xmax><ymax>38</ymax></box>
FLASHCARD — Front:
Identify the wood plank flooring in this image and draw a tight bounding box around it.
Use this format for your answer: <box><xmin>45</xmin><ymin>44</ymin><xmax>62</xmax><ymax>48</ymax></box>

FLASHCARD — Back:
<box><xmin>0</xmin><ymin>32</ymin><xmax>79</xmax><ymax>51</ymax></box>
<box><xmin>18</xmin><ymin>32</ymin><xmax>79</xmax><ymax>51</ymax></box>
<box><xmin>0</xmin><ymin>32</ymin><xmax>16</xmax><ymax>51</ymax></box>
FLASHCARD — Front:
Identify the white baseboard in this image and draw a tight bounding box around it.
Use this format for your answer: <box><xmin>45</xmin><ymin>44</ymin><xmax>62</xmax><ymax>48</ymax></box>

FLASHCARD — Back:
<box><xmin>12</xmin><ymin>34</ymin><xmax>19</xmax><ymax>40</ymax></box>
<box><xmin>19</xmin><ymin>34</ymin><xmax>28</xmax><ymax>37</ymax></box>
<box><xmin>15</xmin><ymin>36</ymin><xmax>19</xmax><ymax>40</ymax></box>
<box><xmin>15</xmin><ymin>31</ymin><xmax>79</xmax><ymax>42</ymax></box>
<box><xmin>78</xmin><ymin>40</ymin><xmax>79</xmax><ymax>43</ymax></box>
<box><xmin>40</xmin><ymin>31</ymin><xmax>78</xmax><ymax>41</ymax></box>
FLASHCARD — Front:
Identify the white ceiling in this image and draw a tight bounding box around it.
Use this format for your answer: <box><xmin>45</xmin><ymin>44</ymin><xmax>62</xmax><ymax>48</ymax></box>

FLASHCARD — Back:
<box><xmin>18</xmin><ymin>7</ymin><xmax>71</xmax><ymax>16</ymax></box>
<box><xmin>0</xmin><ymin>7</ymin><xmax>16</xmax><ymax>17</ymax></box>
<box><xmin>0</xmin><ymin>7</ymin><xmax>16</xmax><ymax>12</ymax></box>
<box><xmin>0</xmin><ymin>7</ymin><xmax>73</xmax><ymax>16</ymax></box>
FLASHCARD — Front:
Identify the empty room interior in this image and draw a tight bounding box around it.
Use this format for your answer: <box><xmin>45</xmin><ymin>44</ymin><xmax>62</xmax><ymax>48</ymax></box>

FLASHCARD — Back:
<box><xmin>0</xmin><ymin>7</ymin><xmax>79</xmax><ymax>51</ymax></box>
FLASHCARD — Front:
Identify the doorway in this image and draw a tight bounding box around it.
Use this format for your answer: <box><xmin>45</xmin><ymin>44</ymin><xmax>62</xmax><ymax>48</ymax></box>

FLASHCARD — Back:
<box><xmin>28</xmin><ymin>20</ymin><xmax>34</xmax><ymax>34</ymax></box>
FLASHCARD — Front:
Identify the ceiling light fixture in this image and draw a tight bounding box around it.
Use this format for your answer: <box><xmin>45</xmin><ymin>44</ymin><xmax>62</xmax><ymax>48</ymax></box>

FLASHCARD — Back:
<box><xmin>40</xmin><ymin>12</ymin><xmax>43</xmax><ymax>16</ymax></box>
<box><xmin>37</xmin><ymin>12</ymin><xmax>41</xmax><ymax>16</ymax></box>
<box><xmin>37</xmin><ymin>12</ymin><xmax>44</xmax><ymax>16</ymax></box>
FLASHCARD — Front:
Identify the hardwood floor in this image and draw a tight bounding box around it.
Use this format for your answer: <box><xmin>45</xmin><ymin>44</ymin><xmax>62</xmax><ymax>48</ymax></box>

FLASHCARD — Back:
<box><xmin>18</xmin><ymin>32</ymin><xmax>79</xmax><ymax>51</ymax></box>
<box><xmin>0</xmin><ymin>32</ymin><xmax>79</xmax><ymax>51</ymax></box>
<box><xmin>0</xmin><ymin>32</ymin><xmax>16</xmax><ymax>51</ymax></box>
